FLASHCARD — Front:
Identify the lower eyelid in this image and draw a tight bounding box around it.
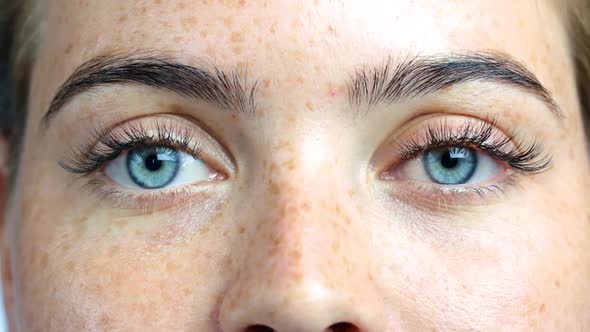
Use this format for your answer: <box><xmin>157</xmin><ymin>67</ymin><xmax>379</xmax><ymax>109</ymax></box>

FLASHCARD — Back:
<box><xmin>382</xmin><ymin>174</ymin><xmax>519</xmax><ymax>213</ymax></box>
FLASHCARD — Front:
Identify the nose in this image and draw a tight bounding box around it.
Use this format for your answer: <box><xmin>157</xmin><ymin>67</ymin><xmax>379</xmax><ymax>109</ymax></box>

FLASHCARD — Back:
<box><xmin>218</xmin><ymin>161</ymin><xmax>386</xmax><ymax>332</ymax></box>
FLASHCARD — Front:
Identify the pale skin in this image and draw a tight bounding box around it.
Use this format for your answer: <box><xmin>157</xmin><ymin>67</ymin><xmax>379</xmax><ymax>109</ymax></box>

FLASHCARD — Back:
<box><xmin>1</xmin><ymin>0</ymin><xmax>590</xmax><ymax>331</ymax></box>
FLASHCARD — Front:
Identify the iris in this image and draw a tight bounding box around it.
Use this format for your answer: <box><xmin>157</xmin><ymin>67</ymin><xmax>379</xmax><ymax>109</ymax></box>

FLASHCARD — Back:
<box><xmin>424</xmin><ymin>147</ymin><xmax>477</xmax><ymax>185</ymax></box>
<box><xmin>127</xmin><ymin>146</ymin><xmax>180</xmax><ymax>189</ymax></box>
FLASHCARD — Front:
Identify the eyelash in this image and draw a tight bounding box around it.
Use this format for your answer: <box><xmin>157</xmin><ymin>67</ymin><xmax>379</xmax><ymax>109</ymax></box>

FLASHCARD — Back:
<box><xmin>396</xmin><ymin>117</ymin><xmax>551</xmax><ymax>174</ymax></box>
<box><xmin>61</xmin><ymin>121</ymin><xmax>203</xmax><ymax>175</ymax></box>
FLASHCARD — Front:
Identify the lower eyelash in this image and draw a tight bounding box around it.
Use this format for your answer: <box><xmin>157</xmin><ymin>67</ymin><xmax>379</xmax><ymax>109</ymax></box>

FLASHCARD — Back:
<box><xmin>397</xmin><ymin>116</ymin><xmax>551</xmax><ymax>174</ymax></box>
<box><xmin>61</xmin><ymin>120</ymin><xmax>203</xmax><ymax>175</ymax></box>
<box><xmin>81</xmin><ymin>177</ymin><xmax>215</xmax><ymax>211</ymax></box>
<box><xmin>392</xmin><ymin>173</ymin><xmax>521</xmax><ymax>213</ymax></box>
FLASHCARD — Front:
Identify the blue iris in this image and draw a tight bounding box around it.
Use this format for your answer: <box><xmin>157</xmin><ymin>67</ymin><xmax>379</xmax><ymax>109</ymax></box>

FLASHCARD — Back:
<box><xmin>127</xmin><ymin>146</ymin><xmax>180</xmax><ymax>189</ymax></box>
<box><xmin>424</xmin><ymin>147</ymin><xmax>477</xmax><ymax>185</ymax></box>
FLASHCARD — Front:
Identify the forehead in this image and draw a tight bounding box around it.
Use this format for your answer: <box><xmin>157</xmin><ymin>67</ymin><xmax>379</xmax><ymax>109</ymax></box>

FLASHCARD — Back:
<box><xmin>33</xmin><ymin>0</ymin><xmax>572</xmax><ymax>117</ymax></box>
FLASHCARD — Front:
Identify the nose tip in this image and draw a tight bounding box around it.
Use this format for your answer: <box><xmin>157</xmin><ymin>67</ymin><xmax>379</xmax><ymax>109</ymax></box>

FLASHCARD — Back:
<box><xmin>244</xmin><ymin>322</ymin><xmax>361</xmax><ymax>332</ymax></box>
<box><xmin>218</xmin><ymin>275</ymin><xmax>385</xmax><ymax>332</ymax></box>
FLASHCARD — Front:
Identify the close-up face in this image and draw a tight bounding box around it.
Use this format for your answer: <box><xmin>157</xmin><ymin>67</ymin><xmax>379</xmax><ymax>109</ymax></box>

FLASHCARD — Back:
<box><xmin>1</xmin><ymin>0</ymin><xmax>590</xmax><ymax>331</ymax></box>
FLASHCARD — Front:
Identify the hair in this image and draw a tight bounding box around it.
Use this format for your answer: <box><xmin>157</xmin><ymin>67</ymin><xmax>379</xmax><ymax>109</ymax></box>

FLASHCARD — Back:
<box><xmin>0</xmin><ymin>0</ymin><xmax>589</xmax><ymax>183</ymax></box>
<box><xmin>571</xmin><ymin>0</ymin><xmax>590</xmax><ymax>141</ymax></box>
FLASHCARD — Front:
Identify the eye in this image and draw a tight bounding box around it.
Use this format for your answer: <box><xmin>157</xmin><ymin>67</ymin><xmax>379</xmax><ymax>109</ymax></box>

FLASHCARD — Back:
<box><xmin>394</xmin><ymin>146</ymin><xmax>505</xmax><ymax>185</ymax></box>
<box><xmin>105</xmin><ymin>145</ymin><xmax>219</xmax><ymax>189</ymax></box>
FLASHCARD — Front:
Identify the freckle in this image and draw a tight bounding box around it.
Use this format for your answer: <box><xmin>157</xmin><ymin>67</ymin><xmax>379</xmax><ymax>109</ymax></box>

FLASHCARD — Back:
<box><xmin>291</xmin><ymin>249</ymin><xmax>302</xmax><ymax>263</ymax></box>
<box><xmin>108</xmin><ymin>245</ymin><xmax>120</xmax><ymax>255</ymax></box>
<box><xmin>39</xmin><ymin>252</ymin><xmax>48</xmax><ymax>269</ymax></box>
<box><xmin>295</xmin><ymin>76</ymin><xmax>304</xmax><ymax>84</ymax></box>
<box><xmin>232</xmin><ymin>46</ymin><xmax>242</xmax><ymax>54</ymax></box>
<box><xmin>554</xmin><ymin>279</ymin><xmax>560</xmax><ymax>288</ymax></box>
<box><xmin>166</xmin><ymin>261</ymin><xmax>178</xmax><ymax>272</ymax></box>
<box><xmin>64</xmin><ymin>43</ymin><xmax>73</xmax><ymax>55</ymax></box>
<box><xmin>262</xmin><ymin>79</ymin><xmax>271</xmax><ymax>89</ymax></box>
<box><xmin>200</xmin><ymin>30</ymin><xmax>208</xmax><ymax>38</ymax></box>
<box><xmin>200</xmin><ymin>225</ymin><xmax>210</xmax><ymax>235</ymax></box>
<box><xmin>538</xmin><ymin>303</ymin><xmax>545</xmax><ymax>313</ymax></box>
<box><xmin>331</xmin><ymin>241</ymin><xmax>340</xmax><ymax>253</ymax></box>
<box><xmin>343</xmin><ymin>215</ymin><xmax>351</xmax><ymax>226</ymax></box>
<box><xmin>183</xmin><ymin>287</ymin><xmax>190</xmax><ymax>295</ymax></box>
<box><xmin>239</xmin><ymin>0</ymin><xmax>246</xmax><ymax>5</ymax></box>
<box><xmin>181</xmin><ymin>17</ymin><xmax>198</xmax><ymax>29</ymax></box>
<box><xmin>229</xmin><ymin>31</ymin><xmax>243</xmax><ymax>43</ymax></box>
<box><xmin>238</xmin><ymin>226</ymin><xmax>245</xmax><ymax>234</ymax></box>
<box><xmin>269</xmin><ymin>24</ymin><xmax>276</xmax><ymax>34</ymax></box>
<box><xmin>177</xmin><ymin>2</ymin><xmax>186</xmax><ymax>10</ymax></box>
<box><xmin>305</xmin><ymin>101</ymin><xmax>314</xmax><ymax>111</ymax></box>
<box><xmin>224</xmin><ymin>17</ymin><xmax>233</xmax><ymax>27</ymax></box>
<box><xmin>98</xmin><ymin>313</ymin><xmax>113</xmax><ymax>328</ymax></box>
<box><xmin>118</xmin><ymin>14</ymin><xmax>127</xmax><ymax>23</ymax></box>
<box><xmin>64</xmin><ymin>260</ymin><xmax>76</xmax><ymax>272</ymax></box>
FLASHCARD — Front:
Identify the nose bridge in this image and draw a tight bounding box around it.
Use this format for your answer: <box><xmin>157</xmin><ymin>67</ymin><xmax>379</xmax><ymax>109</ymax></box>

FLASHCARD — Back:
<box><xmin>218</xmin><ymin>140</ymin><xmax>386</xmax><ymax>331</ymax></box>
<box><xmin>256</xmin><ymin>136</ymin><xmax>363</xmax><ymax>284</ymax></box>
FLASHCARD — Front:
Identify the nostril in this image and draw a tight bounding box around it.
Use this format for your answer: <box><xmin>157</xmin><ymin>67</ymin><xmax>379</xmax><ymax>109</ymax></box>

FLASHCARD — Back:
<box><xmin>245</xmin><ymin>325</ymin><xmax>275</xmax><ymax>332</ymax></box>
<box><xmin>327</xmin><ymin>322</ymin><xmax>361</xmax><ymax>332</ymax></box>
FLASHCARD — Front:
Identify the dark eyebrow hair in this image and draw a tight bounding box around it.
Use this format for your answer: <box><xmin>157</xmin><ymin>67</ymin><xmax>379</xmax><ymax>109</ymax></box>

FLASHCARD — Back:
<box><xmin>41</xmin><ymin>53</ymin><xmax>259</xmax><ymax>127</ymax></box>
<box><xmin>348</xmin><ymin>52</ymin><xmax>561</xmax><ymax>117</ymax></box>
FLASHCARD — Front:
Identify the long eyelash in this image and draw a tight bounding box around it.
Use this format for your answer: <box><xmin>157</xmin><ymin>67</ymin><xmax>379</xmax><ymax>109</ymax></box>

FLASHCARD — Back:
<box><xmin>397</xmin><ymin>117</ymin><xmax>551</xmax><ymax>173</ymax></box>
<box><xmin>61</xmin><ymin>121</ymin><xmax>203</xmax><ymax>174</ymax></box>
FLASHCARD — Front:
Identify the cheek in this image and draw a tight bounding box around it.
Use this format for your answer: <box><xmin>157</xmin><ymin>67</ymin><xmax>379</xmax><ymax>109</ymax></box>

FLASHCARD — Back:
<box><xmin>371</xmin><ymin>200</ymin><xmax>590</xmax><ymax>330</ymax></box>
<box><xmin>10</xmin><ymin>193</ymin><xmax>235</xmax><ymax>331</ymax></box>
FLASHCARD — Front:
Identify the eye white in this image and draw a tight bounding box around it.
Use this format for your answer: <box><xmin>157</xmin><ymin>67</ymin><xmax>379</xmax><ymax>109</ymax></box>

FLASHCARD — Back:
<box><xmin>104</xmin><ymin>150</ymin><xmax>215</xmax><ymax>189</ymax></box>
<box><xmin>395</xmin><ymin>149</ymin><xmax>503</xmax><ymax>185</ymax></box>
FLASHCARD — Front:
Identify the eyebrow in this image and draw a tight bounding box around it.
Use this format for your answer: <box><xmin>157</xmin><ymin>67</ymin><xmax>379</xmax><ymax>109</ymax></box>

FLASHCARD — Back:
<box><xmin>348</xmin><ymin>52</ymin><xmax>561</xmax><ymax>117</ymax></box>
<box><xmin>41</xmin><ymin>53</ymin><xmax>259</xmax><ymax>127</ymax></box>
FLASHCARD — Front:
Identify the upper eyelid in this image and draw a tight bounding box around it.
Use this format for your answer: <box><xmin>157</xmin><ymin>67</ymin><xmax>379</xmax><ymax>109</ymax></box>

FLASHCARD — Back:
<box><xmin>60</xmin><ymin>118</ymin><xmax>226</xmax><ymax>175</ymax></box>
<box><xmin>383</xmin><ymin>116</ymin><xmax>551</xmax><ymax>174</ymax></box>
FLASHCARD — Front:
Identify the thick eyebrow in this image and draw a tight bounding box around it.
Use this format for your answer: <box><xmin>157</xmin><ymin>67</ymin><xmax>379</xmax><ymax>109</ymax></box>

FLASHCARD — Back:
<box><xmin>41</xmin><ymin>53</ymin><xmax>259</xmax><ymax>128</ymax></box>
<box><xmin>348</xmin><ymin>52</ymin><xmax>561</xmax><ymax>117</ymax></box>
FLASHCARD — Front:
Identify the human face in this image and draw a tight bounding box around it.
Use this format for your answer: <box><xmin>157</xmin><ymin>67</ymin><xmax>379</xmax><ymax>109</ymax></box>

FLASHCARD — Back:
<box><xmin>3</xmin><ymin>0</ymin><xmax>590</xmax><ymax>331</ymax></box>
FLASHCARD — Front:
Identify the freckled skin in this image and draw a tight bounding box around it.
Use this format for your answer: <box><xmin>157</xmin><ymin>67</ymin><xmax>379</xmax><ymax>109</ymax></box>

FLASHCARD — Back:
<box><xmin>1</xmin><ymin>0</ymin><xmax>590</xmax><ymax>331</ymax></box>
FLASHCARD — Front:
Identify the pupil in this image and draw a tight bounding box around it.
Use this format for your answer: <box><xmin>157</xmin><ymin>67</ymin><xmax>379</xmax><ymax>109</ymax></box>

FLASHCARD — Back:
<box><xmin>144</xmin><ymin>153</ymin><xmax>162</xmax><ymax>171</ymax></box>
<box><xmin>441</xmin><ymin>150</ymin><xmax>459</xmax><ymax>169</ymax></box>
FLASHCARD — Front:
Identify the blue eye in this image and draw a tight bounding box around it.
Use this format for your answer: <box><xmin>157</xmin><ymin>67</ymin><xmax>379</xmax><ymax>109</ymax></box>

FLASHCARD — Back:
<box><xmin>395</xmin><ymin>146</ymin><xmax>504</xmax><ymax>186</ymax></box>
<box><xmin>424</xmin><ymin>147</ymin><xmax>477</xmax><ymax>185</ymax></box>
<box><xmin>105</xmin><ymin>145</ymin><xmax>218</xmax><ymax>190</ymax></box>
<box><xmin>127</xmin><ymin>146</ymin><xmax>181</xmax><ymax>189</ymax></box>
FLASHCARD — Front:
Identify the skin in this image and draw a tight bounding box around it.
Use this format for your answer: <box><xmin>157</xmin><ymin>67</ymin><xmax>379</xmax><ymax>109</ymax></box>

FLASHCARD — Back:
<box><xmin>1</xmin><ymin>0</ymin><xmax>590</xmax><ymax>331</ymax></box>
